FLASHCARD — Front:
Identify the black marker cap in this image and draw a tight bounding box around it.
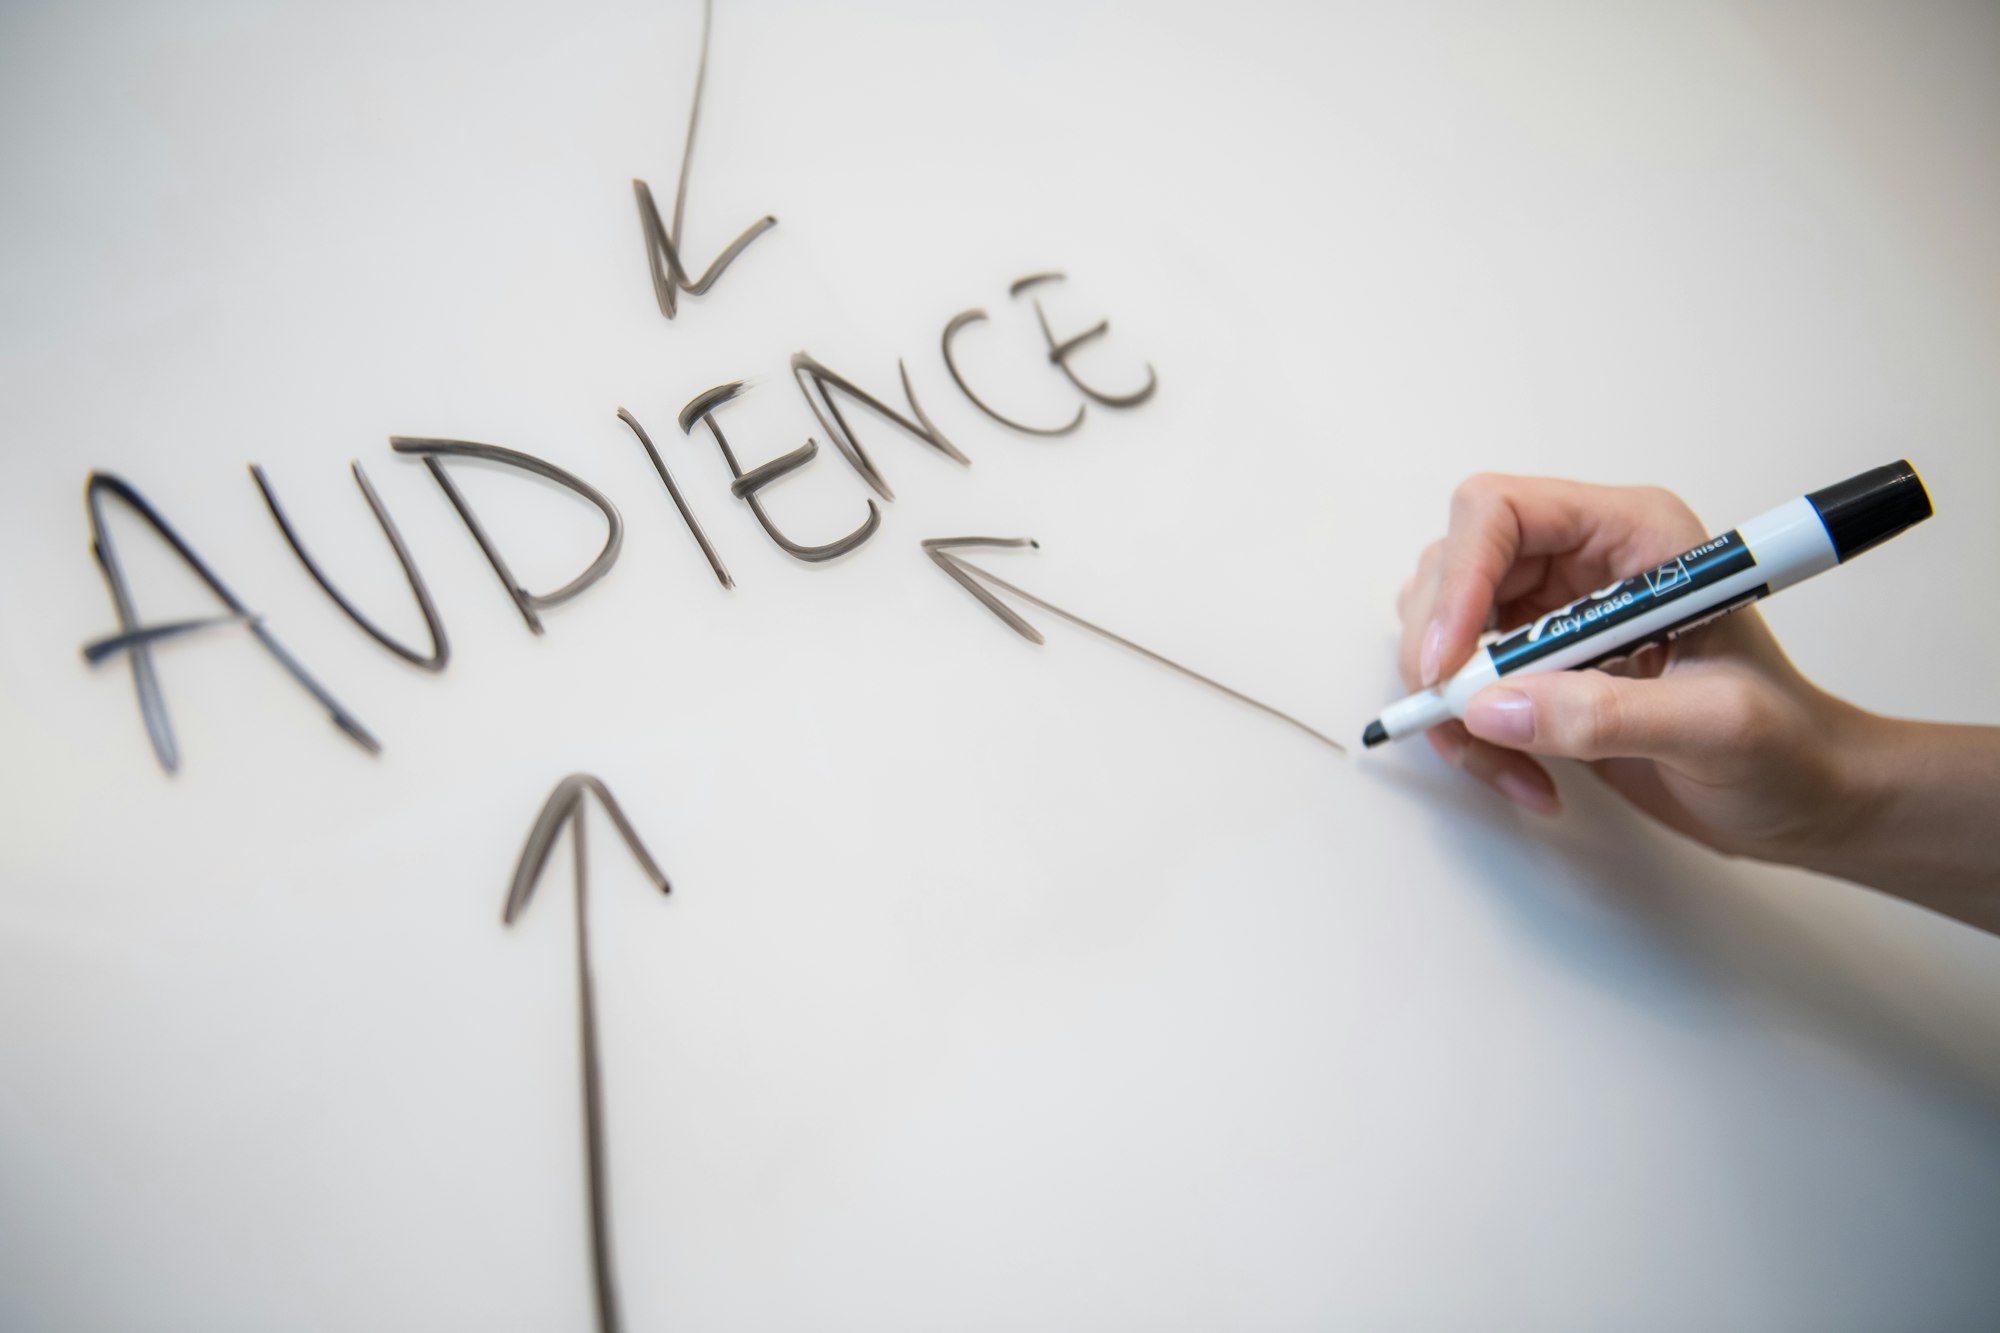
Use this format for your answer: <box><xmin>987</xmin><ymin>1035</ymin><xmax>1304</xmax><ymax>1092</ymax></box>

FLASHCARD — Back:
<box><xmin>1806</xmin><ymin>460</ymin><xmax>1932</xmax><ymax>563</ymax></box>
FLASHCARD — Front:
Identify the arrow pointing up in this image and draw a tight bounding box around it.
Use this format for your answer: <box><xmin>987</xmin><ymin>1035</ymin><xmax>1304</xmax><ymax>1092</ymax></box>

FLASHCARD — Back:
<box><xmin>922</xmin><ymin>538</ymin><xmax>1346</xmax><ymax>754</ymax></box>
<box><xmin>503</xmin><ymin>775</ymin><xmax>671</xmax><ymax>1333</ymax></box>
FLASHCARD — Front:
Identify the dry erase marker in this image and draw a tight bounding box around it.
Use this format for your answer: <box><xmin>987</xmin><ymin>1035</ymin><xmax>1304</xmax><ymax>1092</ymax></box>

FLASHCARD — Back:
<box><xmin>1361</xmin><ymin>460</ymin><xmax>1933</xmax><ymax>748</ymax></box>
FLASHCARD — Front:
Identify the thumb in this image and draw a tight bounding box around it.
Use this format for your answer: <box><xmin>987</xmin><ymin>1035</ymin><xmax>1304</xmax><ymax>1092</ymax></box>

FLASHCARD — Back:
<box><xmin>1462</xmin><ymin>668</ymin><xmax>1758</xmax><ymax>772</ymax></box>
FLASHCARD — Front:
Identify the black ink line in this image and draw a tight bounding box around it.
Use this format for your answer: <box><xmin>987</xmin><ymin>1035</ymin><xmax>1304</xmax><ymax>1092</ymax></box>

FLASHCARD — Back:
<box><xmin>1008</xmin><ymin>272</ymin><xmax>1066</xmax><ymax>297</ymax></box>
<box><xmin>676</xmin><ymin>380</ymin><xmax>744</xmax><ymax>433</ymax></box>
<box><xmin>941</xmin><ymin>309</ymin><xmax>1085</xmax><ymax>437</ymax></box>
<box><xmin>1032</xmin><ymin>297</ymin><xmax>1158</xmax><ymax>408</ymax></box>
<box><xmin>82</xmin><ymin>473</ymin><xmax>380</xmax><ymax>772</ymax></box>
<box><xmin>633</xmin><ymin>0</ymin><xmax>776</xmax><ymax>320</ymax></box>
<box><xmin>791</xmin><ymin>351</ymin><xmax>968</xmax><ymax>503</ymax></box>
<box><xmin>1012</xmin><ymin>272</ymin><xmax>1159</xmax><ymax>409</ymax></box>
<box><xmin>923</xmin><ymin>537</ymin><xmax>1043</xmax><ymax>644</ymax></box>
<box><xmin>391</xmin><ymin>438</ymin><xmax>624</xmax><ymax>635</ymax></box>
<box><xmin>1045</xmin><ymin>316</ymin><xmax>1110</xmax><ymax>361</ymax></box>
<box><xmin>504</xmin><ymin>774</ymin><xmax>671</xmax><ymax>1333</ymax></box>
<box><xmin>924</xmin><ymin>538</ymin><xmax>1345</xmax><ymax>753</ymax></box>
<box><xmin>80</xmin><ymin>613</ymin><xmax>256</xmax><ymax>665</ymax></box>
<box><xmin>616</xmin><ymin>406</ymin><xmax>734</xmax><ymax>589</ymax></box>
<box><xmin>250</xmin><ymin>462</ymin><xmax>450</xmax><ymax>670</ymax></box>
<box><xmin>679</xmin><ymin>380</ymin><xmax>880</xmax><ymax>562</ymax></box>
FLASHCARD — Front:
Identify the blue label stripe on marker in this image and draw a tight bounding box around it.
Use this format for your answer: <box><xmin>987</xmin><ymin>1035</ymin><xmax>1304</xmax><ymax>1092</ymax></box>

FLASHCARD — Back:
<box><xmin>1488</xmin><ymin>529</ymin><xmax>1756</xmax><ymax>674</ymax></box>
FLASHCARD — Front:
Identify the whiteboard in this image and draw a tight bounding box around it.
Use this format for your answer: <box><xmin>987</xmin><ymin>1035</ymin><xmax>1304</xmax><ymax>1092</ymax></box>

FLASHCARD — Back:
<box><xmin>4</xmin><ymin>1</ymin><xmax>1999</xmax><ymax>1329</ymax></box>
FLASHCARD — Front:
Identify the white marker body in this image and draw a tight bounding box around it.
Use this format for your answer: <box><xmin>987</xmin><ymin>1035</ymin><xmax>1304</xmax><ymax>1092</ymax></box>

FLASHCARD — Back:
<box><xmin>1373</xmin><ymin>496</ymin><xmax>1837</xmax><ymax>745</ymax></box>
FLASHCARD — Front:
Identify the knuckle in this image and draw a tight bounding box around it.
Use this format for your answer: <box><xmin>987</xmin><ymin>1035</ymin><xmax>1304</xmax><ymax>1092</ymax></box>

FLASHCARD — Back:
<box><xmin>1569</xmin><ymin>675</ymin><xmax>1625</xmax><ymax>759</ymax></box>
<box><xmin>1712</xmin><ymin>676</ymin><xmax>1774</xmax><ymax>748</ymax></box>
<box><xmin>1458</xmin><ymin>739</ymin><xmax>1505</xmax><ymax>782</ymax></box>
<box><xmin>1454</xmin><ymin>472</ymin><xmax>1502</xmax><ymax>503</ymax></box>
<box><xmin>1638</xmin><ymin>485</ymin><xmax>1705</xmax><ymax>540</ymax></box>
<box><xmin>1450</xmin><ymin>473</ymin><xmax>1503</xmax><ymax>518</ymax></box>
<box><xmin>1427</xmin><ymin>726</ymin><xmax>1468</xmax><ymax>768</ymax></box>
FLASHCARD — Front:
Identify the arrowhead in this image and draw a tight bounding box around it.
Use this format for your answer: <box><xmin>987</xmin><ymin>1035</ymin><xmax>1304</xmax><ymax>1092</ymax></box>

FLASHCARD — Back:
<box><xmin>503</xmin><ymin>774</ymin><xmax>670</xmax><ymax>925</ymax></box>
<box><xmin>921</xmin><ymin>537</ymin><xmax>1044</xmax><ymax>644</ymax></box>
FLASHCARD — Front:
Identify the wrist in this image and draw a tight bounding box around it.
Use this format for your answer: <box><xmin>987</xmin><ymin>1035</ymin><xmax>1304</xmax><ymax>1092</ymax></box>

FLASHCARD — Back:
<box><xmin>1788</xmin><ymin>708</ymin><xmax>2000</xmax><ymax>932</ymax></box>
<box><xmin>1795</xmin><ymin>705</ymin><xmax>1903</xmax><ymax>877</ymax></box>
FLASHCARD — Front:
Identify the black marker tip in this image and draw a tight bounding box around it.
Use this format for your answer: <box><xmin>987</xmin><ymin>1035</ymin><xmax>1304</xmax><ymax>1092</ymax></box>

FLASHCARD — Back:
<box><xmin>1362</xmin><ymin>719</ymin><xmax>1387</xmax><ymax>748</ymax></box>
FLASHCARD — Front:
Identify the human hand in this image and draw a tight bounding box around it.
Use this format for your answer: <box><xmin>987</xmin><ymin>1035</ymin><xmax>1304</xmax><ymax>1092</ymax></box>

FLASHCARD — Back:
<box><xmin>1393</xmin><ymin>475</ymin><xmax>1871</xmax><ymax>865</ymax></box>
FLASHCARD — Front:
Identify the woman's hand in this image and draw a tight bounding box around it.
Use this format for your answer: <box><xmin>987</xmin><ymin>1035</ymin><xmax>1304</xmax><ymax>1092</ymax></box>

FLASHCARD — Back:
<box><xmin>1395</xmin><ymin>475</ymin><xmax>1868</xmax><ymax>862</ymax></box>
<box><xmin>1394</xmin><ymin>473</ymin><xmax>2000</xmax><ymax>932</ymax></box>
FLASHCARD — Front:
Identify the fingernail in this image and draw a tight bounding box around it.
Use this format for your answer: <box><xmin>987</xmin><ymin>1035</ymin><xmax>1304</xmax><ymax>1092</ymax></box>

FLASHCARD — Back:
<box><xmin>1419</xmin><ymin>620</ymin><xmax>1444</xmax><ymax>686</ymax></box>
<box><xmin>1465</xmin><ymin>688</ymin><xmax>1535</xmax><ymax>745</ymax></box>
<box><xmin>1498</xmin><ymin>769</ymin><xmax>1560</xmax><ymax>816</ymax></box>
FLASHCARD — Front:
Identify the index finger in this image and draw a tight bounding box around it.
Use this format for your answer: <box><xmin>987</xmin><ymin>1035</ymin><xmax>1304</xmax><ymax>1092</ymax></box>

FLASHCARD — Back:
<box><xmin>1421</xmin><ymin>475</ymin><xmax>1696</xmax><ymax>687</ymax></box>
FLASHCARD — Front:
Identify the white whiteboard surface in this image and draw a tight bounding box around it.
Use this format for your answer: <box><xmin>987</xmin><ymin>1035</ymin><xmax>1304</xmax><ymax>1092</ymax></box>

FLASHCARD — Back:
<box><xmin>3</xmin><ymin>1</ymin><xmax>1999</xmax><ymax>1329</ymax></box>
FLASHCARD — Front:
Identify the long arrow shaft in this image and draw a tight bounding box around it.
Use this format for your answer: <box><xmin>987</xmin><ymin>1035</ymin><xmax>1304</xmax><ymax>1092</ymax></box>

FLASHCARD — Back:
<box><xmin>572</xmin><ymin>810</ymin><xmax>624</xmax><ymax>1333</ymax></box>
<box><xmin>952</xmin><ymin>558</ymin><xmax>1346</xmax><ymax>754</ymax></box>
